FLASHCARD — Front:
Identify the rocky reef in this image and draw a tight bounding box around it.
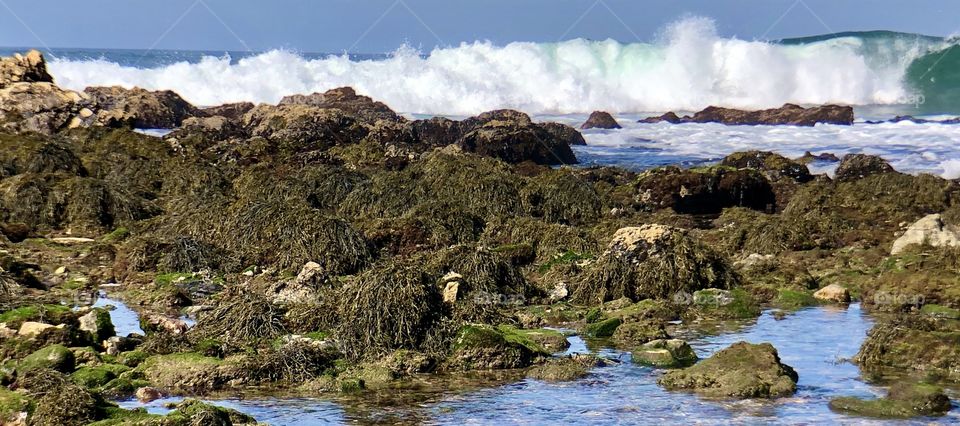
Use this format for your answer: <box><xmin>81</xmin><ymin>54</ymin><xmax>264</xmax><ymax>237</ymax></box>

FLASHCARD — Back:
<box><xmin>640</xmin><ymin>103</ymin><xmax>855</xmax><ymax>126</ymax></box>
<box><xmin>1</xmin><ymin>50</ymin><xmax>958</xmax><ymax>423</ymax></box>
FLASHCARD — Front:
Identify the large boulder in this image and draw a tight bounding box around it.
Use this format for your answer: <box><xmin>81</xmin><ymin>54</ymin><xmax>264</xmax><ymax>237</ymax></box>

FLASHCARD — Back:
<box><xmin>572</xmin><ymin>225</ymin><xmax>737</xmax><ymax>303</ymax></box>
<box><xmin>640</xmin><ymin>104</ymin><xmax>854</xmax><ymax>127</ymax></box>
<box><xmin>0</xmin><ymin>50</ymin><xmax>53</xmax><ymax>87</ymax></box>
<box><xmin>581</xmin><ymin>111</ymin><xmax>621</xmax><ymax>129</ymax></box>
<box><xmin>279</xmin><ymin>87</ymin><xmax>402</xmax><ymax>124</ymax></box>
<box><xmin>0</xmin><ymin>81</ymin><xmax>89</xmax><ymax>134</ymax></box>
<box><xmin>634</xmin><ymin>166</ymin><xmax>776</xmax><ymax>214</ymax></box>
<box><xmin>241</xmin><ymin>104</ymin><xmax>369</xmax><ymax>152</ymax></box>
<box><xmin>446</xmin><ymin>324</ymin><xmax>548</xmax><ymax>370</ymax></box>
<box><xmin>84</xmin><ymin>86</ymin><xmax>203</xmax><ymax>128</ymax></box>
<box><xmin>658</xmin><ymin>341</ymin><xmax>798</xmax><ymax>398</ymax></box>
<box><xmin>19</xmin><ymin>344</ymin><xmax>76</xmax><ymax>373</ymax></box>
<box><xmin>457</xmin><ymin>110</ymin><xmax>579</xmax><ymax>165</ymax></box>
<box><xmin>834</xmin><ymin>154</ymin><xmax>897</xmax><ymax>182</ymax></box>
<box><xmin>540</xmin><ymin>121</ymin><xmax>587</xmax><ymax>146</ymax></box>
<box><xmin>891</xmin><ymin>214</ymin><xmax>960</xmax><ymax>255</ymax></box>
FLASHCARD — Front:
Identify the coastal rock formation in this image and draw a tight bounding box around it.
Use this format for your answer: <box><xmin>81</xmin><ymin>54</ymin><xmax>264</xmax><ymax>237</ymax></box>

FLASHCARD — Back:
<box><xmin>280</xmin><ymin>87</ymin><xmax>403</xmax><ymax>123</ymax></box>
<box><xmin>830</xmin><ymin>383</ymin><xmax>952</xmax><ymax>418</ymax></box>
<box><xmin>83</xmin><ymin>86</ymin><xmax>203</xmax><ymax>128</ymax></box>
<box><xmin>572</xmin><ymin>225</ymin><xmax>736</xmax><ymax>303</ymax></box>
<box><xmin>658</xmin><ymin>341</ymin><xmax>798</xmax><ymax>398</ymax></box>
<box><xmin>201</xmin><ymin>102</ymin><xmax>255</xmax><ymax>121</ymax></box>
<box><xmin>813</xmin><ymin>284</ymin><xmax>851</xmax><ymax>304</ymax></box>
<box><xmin>457</xmin><ymin>110</ymin><xmax>578</xmax><ymax>165</ymax></box>
<box><xmin>640</xmin><ymin>104</ymin><xmax>854</xmax><ymax>126</ymax></box>
<box><xmin>891</xmin><ymin>214</ymin><xmax>960</xmax><ymax>255</ymax></box>
<box><xmin>581</xmin><ymin>111</ymin><xmax>622</xmax><ymax>129</ymax></box>
<box><xmin>633</xmin><ymin>166</ymin><xmax>776</xmax><ymax>214</ymax></box>
<box><xmin>242</xmin><ymin>104</ymin><xmax>369</xmax><ymax>151</ymax></box>
<box><xmin>721</xmin><ymin>151</ymin><xmax>813</xmax><ymax>183</ymax></box>
<box><xmin>540</xmin><ymin>121</ymin><xmax>587</xmax><ymax>145</ymax></box>
<box><xmin>0</xmin><ymin>50</ymin><xmax>53</xmax><ymax>87</ymax></box>
<box><xmin>0</xmin><ymin>81</ymin><xmax>89</xmax><ymax>134</ymax></box>
<box><xmin>834</xmin><ymin>154</ymin><xmax>897</xmax><ymax>182</ymax></box>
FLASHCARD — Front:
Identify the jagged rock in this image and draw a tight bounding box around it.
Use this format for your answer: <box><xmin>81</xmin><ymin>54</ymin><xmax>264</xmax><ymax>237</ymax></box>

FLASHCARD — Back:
<box><xmin>457</xmin><ymin>110</ymin><xmax>578</xmax><ymax>165</ymax></box>
<box><xmin>0</xmin><ymin>81</ymin><xmax>88</xmax><ymax>134</ymax></box>
<box><xmin>167</xmin><ymin>115</ymin><xmax>246</xmax><ymax>147</ymax></box>
<box><xmin>798</xmin><ymin>151</ymin><xmax>840</xmax><ymax>163</ymax></box>
<box><xmin>279</xmin><ymin>87</ymin><xmax>403</xmax><ymax>123</ymax></box>
<box><xmin>813</xmin><ymin>284</ymin><xmax>851</xmax><ymax>304</ymax></box>
<box><xmin>581</xmin><ymin>111</ymin><xmax>622</xmax><ymax>129</ymax></box>
<box><xmin>0</xmin><ymin>50</ymin><xmax>53</xmax><ymax>87</ymax></box>
<box><xmin>634</xmin><ymin>166</ymin><xmax>776</xmax><ymax>214</ymax></box>
<box><xmin>84</xmin><ymin>86</ymin><xmax>202</xmax><ymax>128</ymax></box>
<box><xmin>639</xmin><ymin>111</ymin><xmax>682</xmax><ymax>124</ymax></box>
<box><xmin>201</xmin><ymin>102</ymin><xmax>255</xmax><ymax>120</ymax></box>
<box><xmin>658</xmin><ymin>341</ymin><xmax>798</xmax><ymax>398</ymax></box>
<box><xmin>78</xmin><ymin>308</ymin><xmax>115</xmax><ymax>343</ymax></box>
<box><xmin>891</xmin><ymin>214</ymin><xmax>960</xmax><ymax>255</ymax></box>
<box><xmin>834</xmin><ymin>154</ymin><xmax>897</xmax><ymax>182</ymax></box>
<box><xmin>408</xmin><ymin>116</ymin><xmax>467</xmax><ymax>147</ymax></box>
<box><xmin>721</xmin><ymin>151</ymin><xmax>813</xmax><ymax>183</ymax></box>
<box><xmin>640</xmin><ymin>104</ymin><xmax>854</xmax><ymax>126</ymax></box>
<box><xmin>242</xmin><ymin>104</ymin><xmax>368</xmax><ymax>151</ymax></box>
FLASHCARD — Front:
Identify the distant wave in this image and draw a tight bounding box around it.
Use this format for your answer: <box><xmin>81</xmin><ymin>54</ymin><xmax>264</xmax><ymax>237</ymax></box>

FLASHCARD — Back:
<box><xmin>45</xmin><ymin>17</ymin><xmax>960</xmax><ymax>115</ymax></box>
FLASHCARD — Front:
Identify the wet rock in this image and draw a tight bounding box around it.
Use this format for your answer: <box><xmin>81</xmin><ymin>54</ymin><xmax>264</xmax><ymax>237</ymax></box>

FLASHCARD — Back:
<box><xmin>135</xmin><ymin>386</ymin><xmax>164</xmax><ymax>403</ymax></box>
<box><xmin>457</xmin><ymin>110</ymin><xmax>578</xmax><ymax>165</ymax></box>
<box><xmin>201</xmin><ymin>101</ymin><xmax>255</xmax><ymax>120</ymax></box>
<box><xmin>813</xmin><ymin>284</ymin><xmax>851</xmax><ymax>304</ymax></box>
<box><xmin>78</xmin><ymin>307</ymin><xmax>115</xmax><ymax>343</ymax></box>
<box><xmin>638</xmin><ymin>111</ymin><xmax>682</xmax><ymax>124</ymax></box>
<box><xmin>720</xmin><ymin>151</ymin><xmax>813</xmax><ymax>183</ymax></box>
<box><xmin>140</xmin><ymin>353</ymin><xmax>232</xmax><ymax>393</ymax></box>
<box><xmin>280</xmin><ymin>86</ymin><xmax>403</xmax><ymax>124</ymax></box>
<box><xmin>167</xmin><ymin>115</ymin><xmax>246</xmax><ymax>148</ymax></box>
<box><xmin>658</xmin><ymin>341</ymin><xmax>798</xmax><ymax>398</ymax></box>
<box><xmin>242</xmin><ymin>104</ymin><xmax>369</xmax><ymax>152</ymax></box>
<box><xmin>632</xmin><ymin>339</ymin><xmax>698</xmax><ymax>368</ymax></box>
<box><xmin>612</xmin><ymin>320</ymin><xmax>669</xmax><ymax>346</ymax></box>
<box><xmin>540</xmin><ymin>122</ymin><xmax>587</xmax><ymax>145</ymax></box>
<box><xmin>0</xmin><ymin>50</ymin><xmax>53</xmax><ymax>87</ymax></box>
<box><xmin>640</xmin><ymin>104</ymin><xmax>854</xmax><ymax>126</ymax></box>
<box><xmin>834</xmin><ymin>154</ymin><xmax>897</xmax><ymax>182</ymax></box>
<box><xmin>856</xmin><ymin>315</ymin><xmax>960</xmax><ymax>381</ymax></box>
<box><xmin>891</xmin><ymin>214</ymin><xmax>960</xmax><ymax>255</ymax></box>
<box><xmin>169</xmin><ymin>399</ymin><xmax>257</xmax><ymax>425</ymax></box>
<box><xmin>798</xmin><ymin>151</ymin><xmax>840</xmax><ymax>163</ymax></box>
<box><xmin>447</xmin><ymin>324</ymin><xmax>548</xmax><ymax>370</ymax></box>
<box><xmin>84</xmin><ymin>86</ymin><xmax>203</xmax><ymax>128</ymax></box>
<box><xmin>103</xmin><ymin>335</ymin><xmax>140</xmax><ymax>356</ymax></box>
<box><xmin>633</xmin><ymin>166</ymin><xmax>776</xmax><ymax>214</ymax></box>
<box><xmin>580</xmin><ymin>111</ymin><xmax>622</xmax><ymax>129</ymax></box>
<box><xmin>0</xmin><ymin>222</ymin><xmax>31</xmax><ymax>243</ymax></box>
<box><xmin>830</xmin><ymin>382</ymin><xmax>952</xmax><ymax>418</ymax></box>
<box><xmin>526</xmin><ymin>355</ymin><xmax>604</xmax><ymax>381</ymax></box>
<box><xmin>572</xmin><ymin>225</ymin><xmax>737</xmax><ymax>303</ymax></box>
<box><xmin>0</xmin><ymin>81</ymin><xmax>88</xmax><ymax>134</ymax></box>
<box><xmin>408</xmin><ymin>116</ymin><xmax>467</xmax><ymax>147</ymax></box>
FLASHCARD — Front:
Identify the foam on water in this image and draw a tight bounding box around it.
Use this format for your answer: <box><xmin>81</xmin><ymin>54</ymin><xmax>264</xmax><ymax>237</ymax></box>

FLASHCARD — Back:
<box><xmin>45</xmin><ymin>18</ymin><xmax>953</xmax><ymax>115</ymax></box>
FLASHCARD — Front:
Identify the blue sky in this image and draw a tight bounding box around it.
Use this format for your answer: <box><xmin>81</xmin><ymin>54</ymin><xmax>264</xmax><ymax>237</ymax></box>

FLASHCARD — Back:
<box><xmin>1</xmin><ymin>0</ymin><xmax>958</xmax><ymax>52</ymax></box>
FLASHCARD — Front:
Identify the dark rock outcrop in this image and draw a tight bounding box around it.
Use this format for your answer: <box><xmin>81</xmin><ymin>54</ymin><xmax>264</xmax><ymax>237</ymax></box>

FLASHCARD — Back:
<box><xmin>834</xmin><ymin>154</ymin><xmax>897</xmax><ymax>182</ymax></box>
<box><xmin>640</xmin><ymin>104</ymin><xmax>854</xmax><ymax>127</ymax></box>
<box><xmin>634</xmin><ymin>166</ymin><xmax>776</xmax><ymax>214</ymax></box>
<box><xmin>241</xmin><ymin>104</ymin><xmax>369</xmax><ymax>152</ymax></box>
<box><xmin>798</xmin><ymin>151</ymin><xmax>840</xmax><ymax>163</ymax></box>
<box><xmin>721</xmin><ymin>151</ymin><xmax>813</xmax><ymax>183</ymax></box>
<box><xmin>540</xmin><ymin>121</ymin><xmax>587</xmax><ymax>146</ymax></box>
<box><xmin>201</xmin><ymin>102</ymin><xmax>255</xmax><ymax>121</ymax></box>
<box><xmin>457</xmin><ymin>110</ymin><xmax>579</xmax><ymax>165</ymax></box>
<box><xmin>280</xmin><ymin>87</ymin><xmax>403</xmax><ymax>124</ymax></box>
<box><xmin>84</xmin><ymin>86</ymin><xmax>203</xmax><ymax>128</ymax></box>
<box><xmin>581</xmin><ymin>111</ymin><xmax>622</xmax><ymax>129</ymax></box>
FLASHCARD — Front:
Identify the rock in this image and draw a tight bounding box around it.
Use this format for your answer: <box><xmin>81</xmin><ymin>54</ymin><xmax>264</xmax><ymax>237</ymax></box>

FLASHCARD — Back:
<box><xmin>408</xmin><ymin>116</ymin><xmax>467</xmax><ymax>147</ymax></box>
<box><xmin>135</xmin><ymin>386</ymin><xmax>164</xmax><ymax>403</ymax></box>
<box><xmin>167</xmin><ymin>115</ymin><xmax>246</xmax><ymax>148</ymax></box>
<box><xmin>50</xmin><ymin>237</ymin><xmax>95</xmax><ymax>245</ymax></box>
<box><xmin>640</xmin><ymin>104</ymin><xmax>854</xmax><ymax>127</ymax></box>
<box><xmin>295</xmin><ymin>261</ymin><xmax>325</xmax><ymax>285</ymax></box>
<box><xmin>54</xmin><ymin>266</ymin><xmax>68</xmax><ymax>275</ymax></box>
<box><xmin>572</xmin><ymin>224</ymin><xmax>737</xmax><ymax>303</ymax></box>
<box><xmin>279</xmin><ymin>87</ymin><xmax>403</xmax><ymax>124</ymax></box>
<box><xmin>201</xmin><ymin>102</ymin><xmax>255</xmax><ymax>121</ymax></box>
<box><xmin>447</xmin><ymin>324</ymin><xmax>548</xmax><ymax>370</ymax></box>
<box><xmin>584</xmin><ymin>317</ymin><xmax>622</xmax><ymax>338</ymax></box>
<box><xmin>720</xmin><ymin>151</ymin><xmax>813</xmax><ymax>183</ymax></box>
<box><xmin>548</xmin><ymin>281</ymin><xmax>569</xmax><ymax>301</ymax></box>
<box><xmin>0</xmin><ymin>50</ymin><xmax>53</xmax><ymax>87</ymax></box>
<box><xmin>19</xmin><ymin>344</ymin><xmax>76</xmax><ymax>373</ymax></box>
<box><xmin>17</xmin><ymin>321</ymin><xmax>61</xmax><ymax>337</ymax></box>
<box><xmin>813</xmin><ymin>284</ymin><xmax>851</xmax><ymax>304</ymax></box>
<box><xmin>830</xmin><ymin>383</ymin><xmax>952</xmax><ymax>418</ymax></box>
<box><xmin>834</xmin><ymin>154</ymin><xmax>897</xmax><ymax>182</ymax></box>
<box><xmin>103</xmin><ymin>335</ymin><xmax>140</xmax><ymax>356</ymax></box>
<box><xmin>798</xmin><ymin>151</ymin><xmax>840</xmax><ymax>163</ymax></box>
<box><xmin>612</xmin><ymin>320</ymin><xmax>669</xmax><ymax>346</ymax></box>
<box><xmin>658</xmin><ymin>341</ymin><xmax>798</xmax><ymax>398</ymax></box>
<box><xmin>890</xmin><ymin>214</ymin><xmax>960</xmax><ymax>255</ymax></box>
<box><xmin>0</xmin><ymin>223</ymin><xmax>31</xmax><ymax>243</ymax></box>
<box><xmin>633</xmin><ymin>166</ymin><xmax>776</xmax><ymax>214</ymax></box>
<box><xmin>633</xmin><ymin>339</ymin><xmax>698</xmax><ymax>368</ymax></box>
<box><xmin>79</xmin><ymin>308</ymin><xmax>116</xmax><ymax>343</ymax></box>
<box><xmin>638</xmin><ymin>111</ymin><xmax>683</xmax><ymax>124</ymax></box>
<box><xmin>457</xmin><ymin>110</ymin><xmax>578</xmax><ymax>165</ymax></box>
<box><xmin>242</xmin><ymin>104</ymin><xmax>369</xmax><ymax>152</ymax></box>
<box><xmin>442</xmin><ymin>281</ymin><xmax>460</xmax><ymax>304</ymax></box>
<box><xmin>526</xmin><ymin>355</ymin><xmax>604</xmax><ymax>381</ymax></box>
<box><xmin>84</xmin><ymin>86</ymin><xmax>203</xmax><ymax>128</ymax></box>
<box><xmin>140</xmin><ymin>314</ymin><xmax>188</xmax><ymax>335</ymax></box>
<box><xmin>856</xmin><ymin>315</ymin><xmax>960</xmax><ymax>380</ymax></box>
<box><xmin>540</xmin><ymin>122</ymin><xmax>587</xmax><ymax>145</ymax></box>
<box><xmin>0</xmin><ymin>81</ymin><xmax>88</xmax><ymax>134</ymax></box>
<box><xmin>581</xmin><ymin>111</ymin><xmax>622</xmax><ymax>129</ymax></box>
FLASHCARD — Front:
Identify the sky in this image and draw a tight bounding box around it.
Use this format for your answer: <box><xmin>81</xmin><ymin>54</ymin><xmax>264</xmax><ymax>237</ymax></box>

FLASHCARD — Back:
<box><xmin>1</xmin><ymin>0</ymin><xmax>958</xmax><ymax>53</ymax></box>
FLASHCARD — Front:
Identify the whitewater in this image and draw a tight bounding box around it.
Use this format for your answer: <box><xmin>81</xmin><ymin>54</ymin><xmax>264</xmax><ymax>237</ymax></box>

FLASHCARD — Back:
<box><xmin>44</xmin><ymin>18</ymin><xmax>955</xmax><ymax>115</ymax></box>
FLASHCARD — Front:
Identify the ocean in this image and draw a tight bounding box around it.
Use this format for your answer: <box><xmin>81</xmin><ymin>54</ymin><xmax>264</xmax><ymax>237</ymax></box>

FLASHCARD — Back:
<box><xmin>6</xmin><ymin>18</ymin><xmax>960</xmax><ymax>177</ymax></box>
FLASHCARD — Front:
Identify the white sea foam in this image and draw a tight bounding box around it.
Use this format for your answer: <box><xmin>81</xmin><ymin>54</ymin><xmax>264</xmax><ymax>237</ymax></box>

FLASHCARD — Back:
<box><xmin>46</xmin><ymin>18</ymin><xmax>938</xmax><ymax>115</ymax></box>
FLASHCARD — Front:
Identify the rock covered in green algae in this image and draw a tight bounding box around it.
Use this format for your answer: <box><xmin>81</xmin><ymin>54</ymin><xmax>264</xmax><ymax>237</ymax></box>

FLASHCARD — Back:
<box><xmin>720</xmin><ymin>151</ymin><xmax>813</xmax><ymax>184</ymax></box>
<box><xmin>856</xmin><ymin>315</ymin><xmax>960</xmax><ymax>382</ymax></box>
<box><xmin>611</xmin><ymin>319</ymin><xmax>668</xmax><ymax>346</ymax></box>
<box><xmin>19</xmin><ymin>344</ymin><xmax>75</xmax><ymax>374</ymax></box>
<box><xmin>583</xmin><ymin>317</ymin><xmax>622</xmax><ymax>338</ymax></box>
<box><xmin>572</xmin><ymin>225</ymin><xmax>737</xmax><ymax>304</ymax></box>
<box><xmin>834</xmin><ymin>153</ymin><xmax>897</xmax><ymax>182</ymax></box>
<box><xmin>632</xmin><ymin>339</ymin><xmax>698</xmax><ymax>368</ymax></box>
<box><xmin>79</xmin><ymin>307</ymin><xmax>115</xmax><ymax>343</ymax></box>
<box><xmin>447</xmin><ymin>324</ymin><xmax>549</xmax><ymax>371</ymax></box>
<box><xmin>829</xmin><ymin>382</ymin><xmax>952</xmax><ymax>418</ymax></box>
<box><xmin>527</xmin><ymin>354</ymin><xmax>605</xmax><ymax>382</ymax></box>
<box><xmin>658</xmin><ymin>341</ymin><xmax>798</xmax><ymax>398</ymax></box>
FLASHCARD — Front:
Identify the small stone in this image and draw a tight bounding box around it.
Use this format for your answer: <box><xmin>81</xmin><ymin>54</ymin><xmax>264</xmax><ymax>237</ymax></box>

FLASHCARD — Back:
<box><xmin>50</xmin><ymin>237</ymin><xmax>95</xmax><ymax>245</ymax></box>
<box><xmin>813</xmin><ymin>284</ymin><xmax>851</xmax><ymax>304</ymax></box>
<box><xmin>295</xmin><ymin>261</ymin><xmax>323</xmax><ymax>284</ymax></box>
<box><xmin>443</xmin><ymin>281</ymin><xmax>460</xmax><ymax>304</ymax></box>
<box><xmin>78</xmin><ymin>107</ymin><xmax>94</xmax><ymax>118</ymax></box>
<box><xmin>136</xmin><ymin>386</ymin><xmax>164</xmax><ymax>403</ymax></box>
<box><xmin>548</xmin><ymin>282</ymin><xmax>569</xmax><ymax>301</ymax></box>
<box><xmin>441</xmin><ymin>271</ymin><xmax>463</xmax><ymax>283</ymax></box>
<box><xmin>54</xmin><ymin>266</ymin><xmax>68</xmax><ymax>275</ymax></box>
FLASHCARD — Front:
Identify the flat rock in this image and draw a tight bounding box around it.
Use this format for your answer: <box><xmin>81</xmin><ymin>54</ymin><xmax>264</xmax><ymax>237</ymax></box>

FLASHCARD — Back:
<box><xmin>891</xmin><ymin>214</ymin><xmax>960</xmax><ymax>255</ymax></box>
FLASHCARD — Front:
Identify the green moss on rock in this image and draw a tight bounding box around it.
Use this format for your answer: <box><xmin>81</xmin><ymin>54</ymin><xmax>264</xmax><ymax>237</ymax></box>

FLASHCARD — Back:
<box><xmin>658</xmin><ymin>341</ymin><xmax>798</xmax><ymax>398</ymax></box>
<box><xmin>19</xmin><ymin>344</ymin><xmax>75</xmax><ymax>374</ymax></box>
<box><xmin>633</xmin><ymin>339</ymin><xmax>698</xmax><ymax>368</ymax></box>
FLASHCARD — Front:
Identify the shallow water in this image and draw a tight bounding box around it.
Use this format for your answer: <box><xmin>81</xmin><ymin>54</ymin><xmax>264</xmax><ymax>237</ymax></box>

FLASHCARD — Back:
<box><xmin>111</xmin><ymin>303</ymin><xmax>959</xmax><ymax>425</ymax></box>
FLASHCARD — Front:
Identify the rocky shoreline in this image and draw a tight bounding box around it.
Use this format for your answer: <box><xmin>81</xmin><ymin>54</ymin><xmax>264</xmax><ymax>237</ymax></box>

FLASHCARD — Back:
<box><xmin>1</xmin><ymin>50</ymin><xmax>959</xmax><ymax>425</ymax></box>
